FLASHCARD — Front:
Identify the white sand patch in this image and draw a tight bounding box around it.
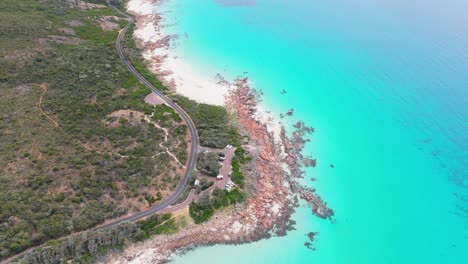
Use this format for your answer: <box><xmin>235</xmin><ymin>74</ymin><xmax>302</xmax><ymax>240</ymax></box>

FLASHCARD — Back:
<box><xmin>253</xmin><ymin>104</ymin><xmax>284</xmax><ymax>143</ymax></box>
<box><xmin>138</xmin><ymin>22</ymin><xmax>161</xmax><ymax>42</ymax></box>
<box><xmin>127</xmin><ymin>1</ymin><xmax>286</xmax><ymax>143</ymax></box>
<box><xmin>156</xmin><ymin>55</ymin><xmax>230</xmax><ymax>105</ymax></box>
<box><xmin>271</xmin><ymin>202</ymin><xmax>281</xmax><ymax>215</ymax></box>
<box><xmin>127</xmin><ymin>0</ymin><xmax>158</xmax><ymax>16</ymax></box>
<box><xmin>128</xmin><ymin>0</ymin><xmax>230</xmax><ymax>106</ymax></box>
<box><xmin>228</xmin><ymin>221</ymin><xmax>243</xmax><ymax>234</ymax></box>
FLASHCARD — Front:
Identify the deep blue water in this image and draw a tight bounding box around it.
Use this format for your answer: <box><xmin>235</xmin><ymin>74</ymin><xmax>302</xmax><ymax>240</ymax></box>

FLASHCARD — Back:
<box><xmin>150</xmin><ymin>0</ymin><xmax>468</xmax><ymax>263</ymax></box>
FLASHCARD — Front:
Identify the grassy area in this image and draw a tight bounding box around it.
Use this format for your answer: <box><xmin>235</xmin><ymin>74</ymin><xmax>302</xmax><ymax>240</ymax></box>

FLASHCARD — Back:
<box><xmin>0</xmin><ymin>0</ymin><xmax>187</xmax><ymax>259</ymax></box>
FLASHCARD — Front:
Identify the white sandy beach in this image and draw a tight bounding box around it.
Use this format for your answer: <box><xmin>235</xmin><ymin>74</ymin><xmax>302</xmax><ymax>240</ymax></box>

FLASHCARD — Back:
<box><xmin>127</xmin><ymin>0</ymin><xmax>230</xmax><ymax>106</ymax></box>
<box><xmin>127</xmin><ymin>0</ymin><xmax>284</xmax><ymax>141</ymax></box>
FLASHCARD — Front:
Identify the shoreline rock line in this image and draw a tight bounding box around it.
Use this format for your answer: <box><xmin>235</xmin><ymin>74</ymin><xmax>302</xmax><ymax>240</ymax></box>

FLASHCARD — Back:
<box><xmin>101</xmin><ymin>0</ymin><xmax>334</xmax><ymax>262</ymax></box>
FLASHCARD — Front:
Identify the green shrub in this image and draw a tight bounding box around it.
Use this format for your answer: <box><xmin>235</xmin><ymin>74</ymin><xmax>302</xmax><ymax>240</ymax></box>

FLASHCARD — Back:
<box><xmin>196</xmin><ymin>152</ymin><xmax>222</xmax><ymax>177</ymax></box>
<box><xmin>173</xmin><ymin>96</ymin><xmax>242</xmax><ymax>148</ymax></box>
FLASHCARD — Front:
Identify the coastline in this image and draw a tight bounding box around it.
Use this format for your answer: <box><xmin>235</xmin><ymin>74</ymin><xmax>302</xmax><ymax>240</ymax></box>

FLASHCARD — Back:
<box><xmin>127</xmin><ymin>0</ymin><xmax>229</xmax><ymax>106</ymax></box>
<box><xmin>126</xmin><ymin>0</ymin><xmax>284</xmax><ymax>140</ymax></box>
<box><xmin>103</xmin><ymin>79</ymin><xmax>297</xmax><ymax>263</ymax></box>
<box><xmin>101</xmin><ymin>0</ymin><xmax>330</xmax><ymax>263</ymax></box>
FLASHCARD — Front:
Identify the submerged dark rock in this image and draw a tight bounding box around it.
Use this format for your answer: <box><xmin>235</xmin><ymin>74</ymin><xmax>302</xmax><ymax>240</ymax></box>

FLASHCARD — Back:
<box><xmin>300</xmin><ymin>191</ymin><xmax>334</xmax><ymax>220</ymax></box>
<box><xmin>304</xmin><ymin>231</ymin><xmax>318</xmax><ymax>250</ymax></box>
<box><xmin>302</xmin><ymin>158</ymin><xmax>317</xmax><ymax>167</ymax></box>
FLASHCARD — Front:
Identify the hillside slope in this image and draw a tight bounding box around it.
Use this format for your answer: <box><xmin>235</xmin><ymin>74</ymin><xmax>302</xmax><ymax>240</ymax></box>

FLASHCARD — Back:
<box><xmin>0</xmin><ymin>0</ymin><xmax>188</xmax><ymax>259</ymax></box>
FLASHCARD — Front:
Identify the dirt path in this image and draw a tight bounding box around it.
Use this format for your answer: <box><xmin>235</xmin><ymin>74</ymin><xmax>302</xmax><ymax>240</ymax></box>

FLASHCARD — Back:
<box><xmin>38</xmin><ymin>83</ymin><xmax>60</xmax><ymax>127</ymax></box>
<box><xmin>37</xmin><ymin>83</ymin><xmax>102</xmax><ymax>153</ymax></box>
<box><xmin>144</xmin><ymin>113</ymin><xmax>185</xmax><ymax>168</ymax></box>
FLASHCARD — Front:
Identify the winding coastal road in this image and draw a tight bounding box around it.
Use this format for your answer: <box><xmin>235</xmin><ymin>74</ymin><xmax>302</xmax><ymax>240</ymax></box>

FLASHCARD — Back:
<box><xmin>102</xmin><ymin>3</ymin><xmax>199</xmax><ymax>226</ymax></box>
<box><xmin>0</xmin><ymin>4</ymin><xmax>199</xmax><ymax>264</ymax></box>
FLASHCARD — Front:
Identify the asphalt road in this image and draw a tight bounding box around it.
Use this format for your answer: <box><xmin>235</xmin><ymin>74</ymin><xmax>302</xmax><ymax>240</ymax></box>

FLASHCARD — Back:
<box><xmin>1</xmin><ymin>5</ymin><xmax>199</xmax><ymax>263</ymax></box>
<box><xmin>100</xmin><ymin>3</ymin><xmax>199</xmax><ymax>226</ymax></box>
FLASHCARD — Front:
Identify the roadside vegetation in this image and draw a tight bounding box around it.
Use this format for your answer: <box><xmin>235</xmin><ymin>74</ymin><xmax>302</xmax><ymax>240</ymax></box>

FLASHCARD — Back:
<box><xmin>173</xmin><ymin>95</ymin><xmax>242</xmax><ymax>149</ymax></box>
<box><xmin>190</xmin><ymin>146</ymin><xmax>251</xmax><ymax>223</ymax></box>
<box><xmin>0</xmin><ymin>0</ymin><xmax>253</xmax><ymax>261</ymax></box>
<box><xmin>122</xmin><ymin>22</ymin><xmax>169</xmax><ymax>94</ymax></box>
<box><xmin>196</xmin><ymin>151</ymin><xmax>223</xmax><ymax>177</ymax></box>
<box><xmin>0</xmin><ymin>0</ymin><xmax>187</xmax><ymax>259</ymax></box>
<box><xmin>189</xmin><ymin>189</ymin><xmax>245</xmax><ymax>224</ymax></box>
<box><xmin>13</xmin><ymin>213</ymin><xmax>180</xmax><ymax>264</ymax></box>
<box><xmin>231</xmin><ymin>147</ymin><xmax>251</xmax><ymax>188</ymax></box>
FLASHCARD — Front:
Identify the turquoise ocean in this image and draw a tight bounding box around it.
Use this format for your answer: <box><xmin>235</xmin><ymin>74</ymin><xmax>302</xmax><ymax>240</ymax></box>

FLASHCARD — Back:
<box><xmin>152</xmin><ymin>0</ymin><xmax>468</xmax><ymax>263</ymax></box>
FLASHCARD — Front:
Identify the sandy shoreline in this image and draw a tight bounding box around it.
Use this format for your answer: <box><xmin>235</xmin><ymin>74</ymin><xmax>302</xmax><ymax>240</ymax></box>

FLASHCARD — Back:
<box><xmin>100</xmin><ymin>1</ymin><xmax>330</xmax><ymax>263</ymax></box>
<box><xmin>127</xmin><ymin>0</ymin><xmax>229</xmax><ymax>106</ymax></box>
<box><xmin>127</xmin><ymin>0</ymin><xmax>284</xmax><ymax>141</ymax></box>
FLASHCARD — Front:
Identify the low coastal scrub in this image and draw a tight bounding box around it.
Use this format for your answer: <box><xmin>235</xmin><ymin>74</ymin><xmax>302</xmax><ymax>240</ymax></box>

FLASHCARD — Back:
<box><xmin>122</xmin><ymin>22</ymin><xmax>169</xmax><ymax>93</ymax></box>
<box><xmin>0</xmin><ymin>0</ymin><xmax>250</xmax><ymax>260</ymax></box>
<box><xmin>196</xmin><ymin>178</ymin><xmax>215</xmax><ymax>191</ymax></box>
<box><xmin>13</xmin><ymin>214</ymin><xmax>178</xmax><ymax>264</ymax></box>
<box><xmin>231</xmin><ymin>147</ymin><xmax>251</xmax><ymax>188</ymax></box>
<box><xmin>189</xmin><ymin>189</ymin><xmax>245</xmax><ymax>224</ymax></box>
<box><xmin>189</xmin><ymin>196</ymin><xmax>215</xmax><ymax>224</ymax></box>
<box><xmin>152</xmin><ymin>104</ymin><xmax>183</xmax><ymax>123</ymax></box>
<box><xmin>173</xmin><ymin>95</ymin><xmax>242</xmax><ymax>148</ymax></box>
<box><xmin>0</xmin><ymin>0</ymin><xmax>187</xmax><ymax>259</ymax></box>
<box><xmin>196</xmin><ymin>151</ymin><xmax>223</xmax><ymax>177</ymax></box>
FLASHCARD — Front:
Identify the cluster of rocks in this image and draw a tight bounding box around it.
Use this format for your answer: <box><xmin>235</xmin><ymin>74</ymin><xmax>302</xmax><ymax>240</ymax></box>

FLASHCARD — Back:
<box><xmin>226</xmin><ymin>77</ymin><xmax>294</xmax><ymax>235</ymax></box>
<box><xmin>104</xmin><ymin>79</ymin><xmax>298</xmax><ymax>263</ymax></box>
<box><xmin>279</xmin><ymin>112</ymin><xmax>334</xmax><ymax>222</ymax></box>
<box><xmin>280</xmin><ymin>121</ymin><xmax>316</xmax><ymax>178</ymax></box>
<box><xmin>300</xmin><ymin>191</ymin><xmax>334</xmax><ymax>219</ymax></box>
<box><xmin>304</xmin><ymin>231</ymin><xmax>319</xmax><ymax>250</ymax></box>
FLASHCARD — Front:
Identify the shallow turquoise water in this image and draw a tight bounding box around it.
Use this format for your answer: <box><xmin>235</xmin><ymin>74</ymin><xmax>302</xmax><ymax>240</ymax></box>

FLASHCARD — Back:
<box><xmin>156</xmin><ymin>0</ymin><xmax>468</xmax><ymax>263</ymax></box>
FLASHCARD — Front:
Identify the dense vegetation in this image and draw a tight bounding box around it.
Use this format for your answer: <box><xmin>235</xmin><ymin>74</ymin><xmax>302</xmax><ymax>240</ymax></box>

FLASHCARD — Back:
<box><xmin>0</xmin><ymin>0</ymin><xmax>252</xmax><ymax>261</ymax></box>
<box><xmin>231</xmin><ymin>147</ymin><xmax>251</xmax><ymax>188</ymax></box>
<box><xmin>174</xmin><ymin>95</ymin><xmax>242</xmax><ymax>148</ymax></box>
<box><xmin>189</xmin><ymin>189</ymin><xmax>245</xmax><ymax>224</ymax></box>
<box><xmin>196</xmin><ymin>151</ymin><xmax>223</xmax><ymax>177</ymax></box>
<box><xmin>0</xmin><ymin>0</ymin><xmax>187</xmax><ymax>259</ymax></box>
<box><xmin>13</xmin><ymin>213</ymin><xmax>179</xmax><ymax>264</ymax></box>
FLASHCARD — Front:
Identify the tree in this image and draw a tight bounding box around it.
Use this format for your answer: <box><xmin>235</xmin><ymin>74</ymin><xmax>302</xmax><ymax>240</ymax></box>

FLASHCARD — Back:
<box><xmin>38</xmin><ymin>214</ymin><xmax>68</xmax><ymax>238</ymax></box>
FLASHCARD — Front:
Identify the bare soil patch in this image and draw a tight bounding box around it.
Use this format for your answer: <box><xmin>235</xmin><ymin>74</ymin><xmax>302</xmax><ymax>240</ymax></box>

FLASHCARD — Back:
<box><xmin>96</xmin><ymin>16</ymin><xmax>122</xmax><ymax>31</ymax></box>
<box><xmin>65</xmin><ymin>19</ymin><xmax>85</xmax><ymax>27</ymax></box>
<box><xmin>144</xmin><ymin>93</ymin><xmax>164</xmax><ymax>105</ymax></box>
<box><xmin>104</xmin><ymin>109</ymin><xmax>146</xmax><ymax>128</ymax></box>
<box><xmin>15</xmin><ymin>84</ymin><xmax>32</xmax><ymax>95</ymax></box>
<box><xmin>48</xmin><ymin>35</ymin><xmax>82</xmax><ymax>45</ymax></box>
<box><xmin>58</xmin><ymin>27</ymin><xmax>76</xmax><ymax>35</ymax></box>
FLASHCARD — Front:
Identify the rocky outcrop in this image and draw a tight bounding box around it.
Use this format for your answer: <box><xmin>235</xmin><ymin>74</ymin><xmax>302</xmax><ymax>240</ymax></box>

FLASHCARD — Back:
<box><xmin>103</xmin><ymin>79</ymin><xmax>297</xmax><ymax>264</ymax></box>
<box><xmin>226</xmin><ymin>77</ymin><xmax>294</xmax><ymax>235</ymax></box>
<box><xmin>300</xmin><ymin>191</ymin><xmax>334</xmax><ymax>219</ymax></box>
